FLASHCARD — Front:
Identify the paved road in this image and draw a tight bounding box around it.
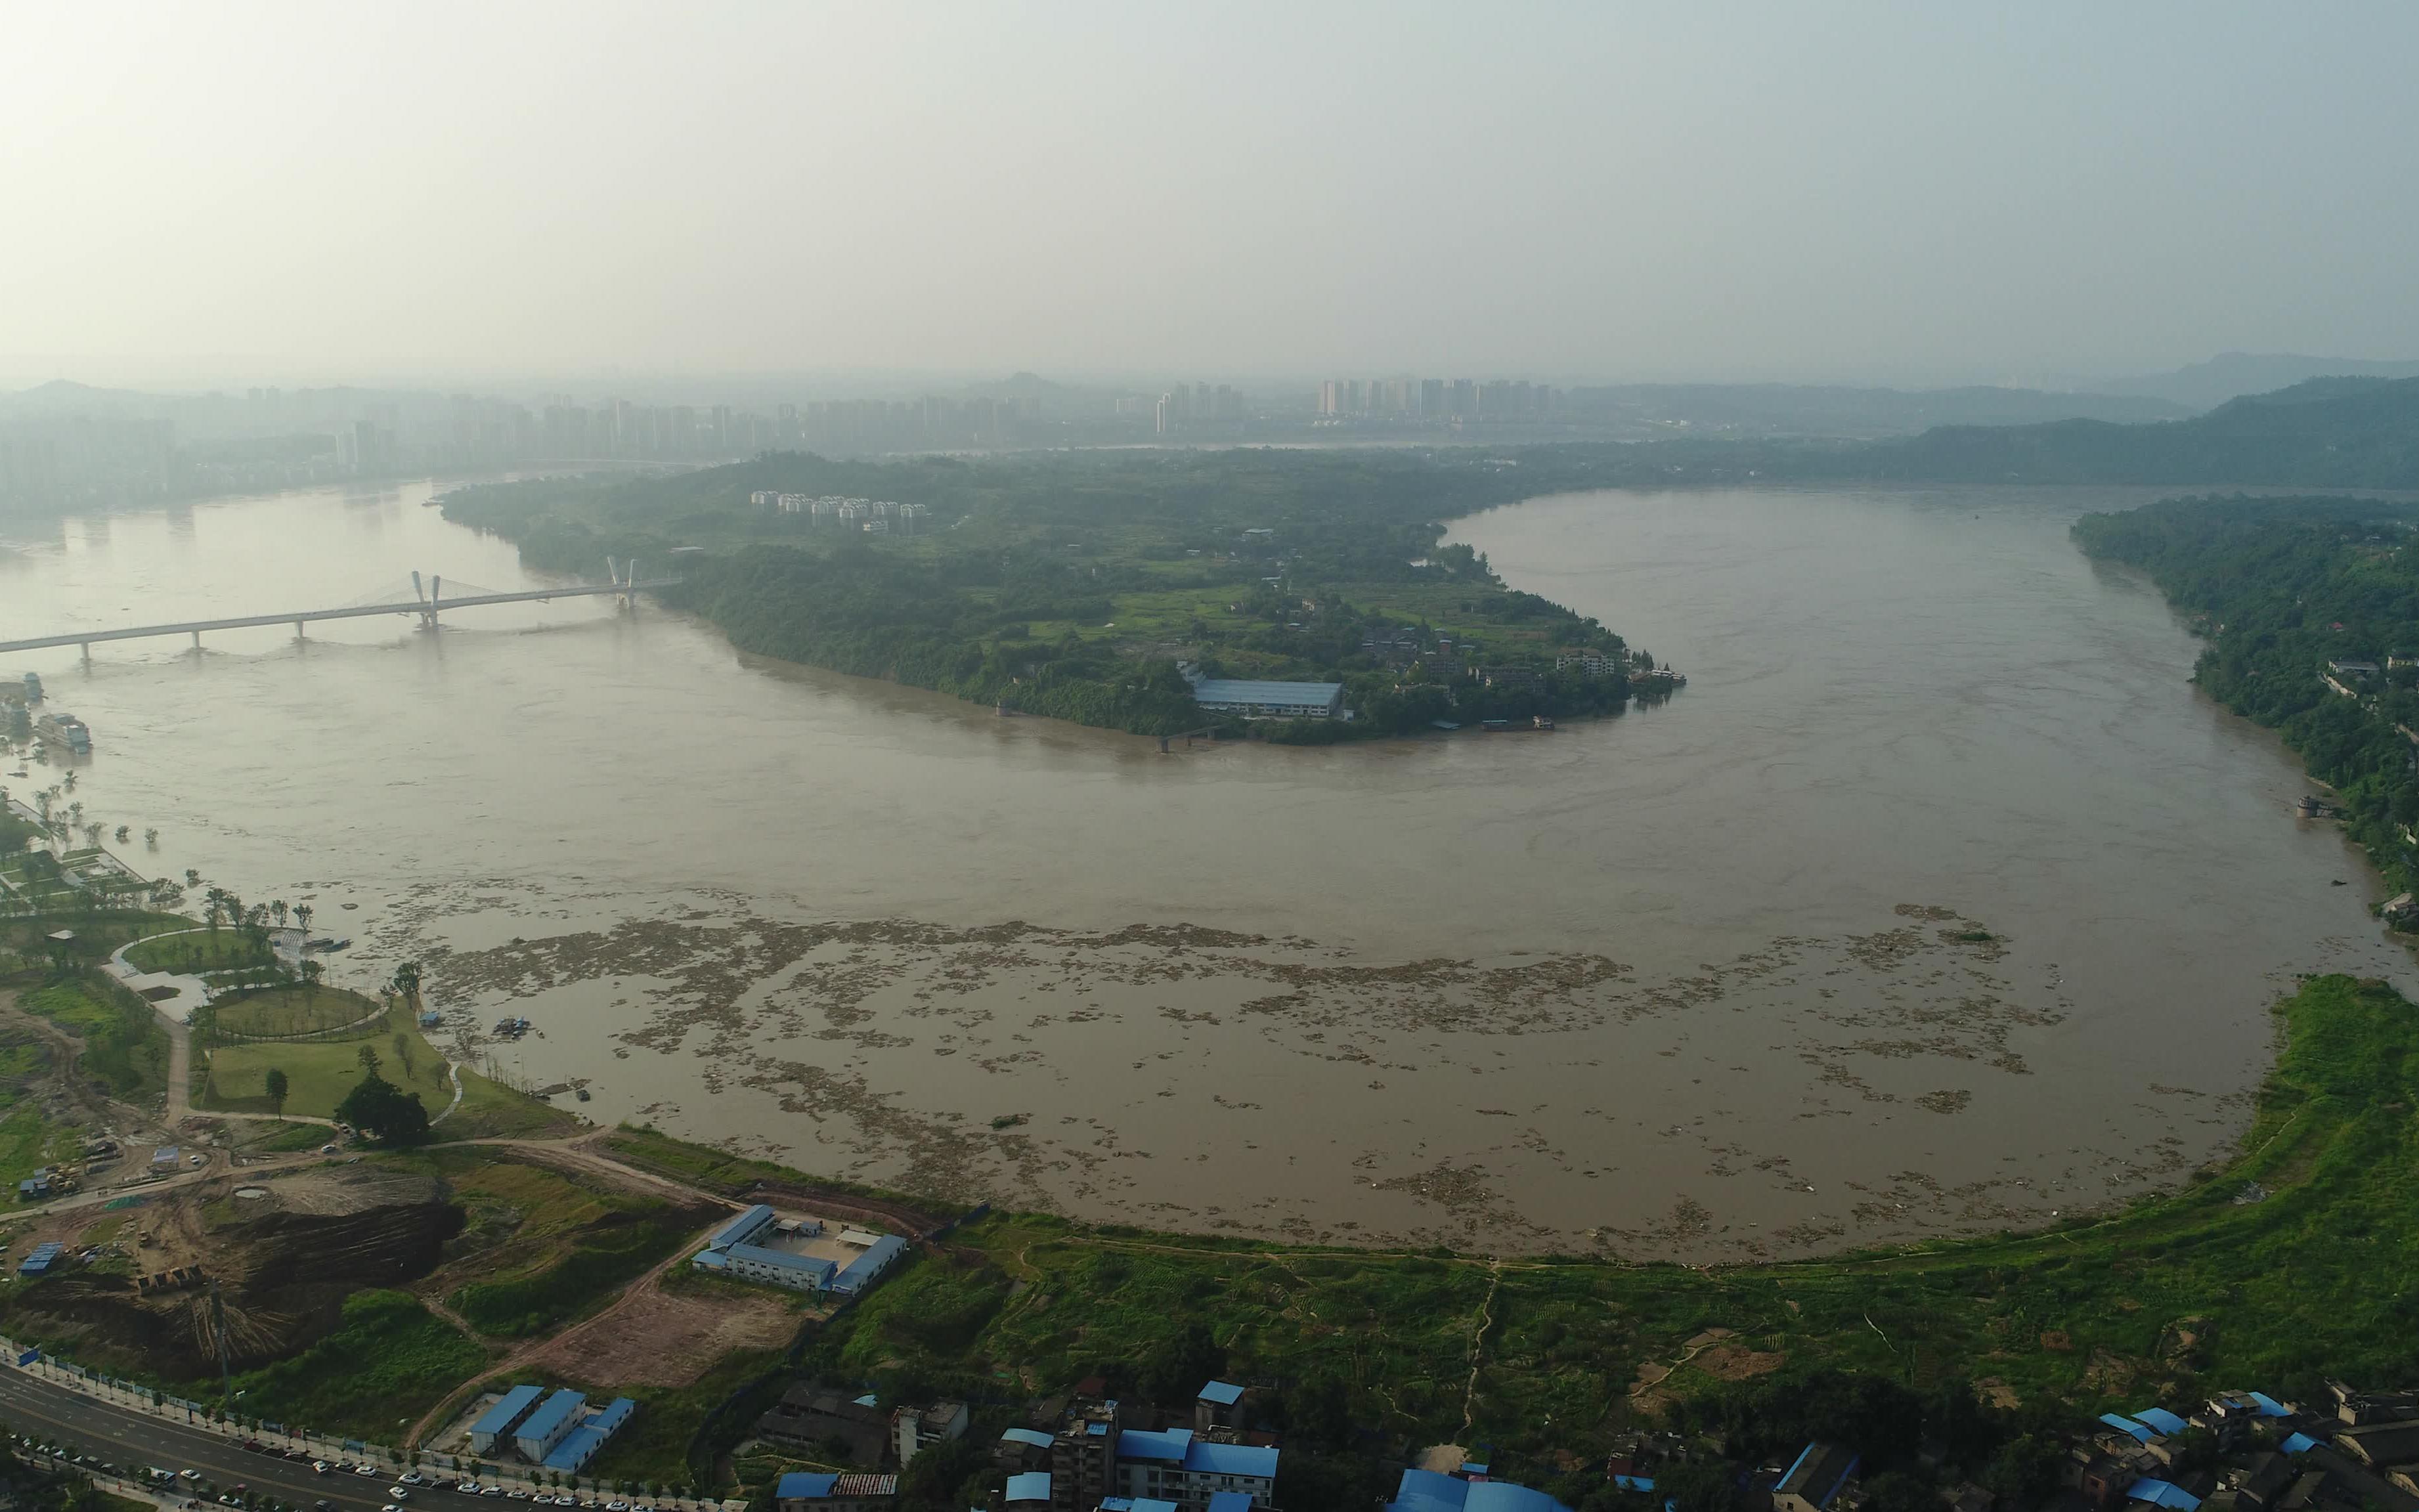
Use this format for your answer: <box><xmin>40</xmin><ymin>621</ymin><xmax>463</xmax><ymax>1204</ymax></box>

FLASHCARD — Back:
<box><xmin>0</xmin><ymin>1368</ymin><xmax>479</xmax><ymax>1512</ymax></box>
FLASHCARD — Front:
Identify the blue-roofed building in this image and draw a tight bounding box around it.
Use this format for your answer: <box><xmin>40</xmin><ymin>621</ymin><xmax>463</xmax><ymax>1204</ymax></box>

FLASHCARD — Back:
<box><xmin>1208</xmin><ymin>1494</ymin><xmax>1257</xmax><ymax>1512</ymax></box>
<box><xmin>1185</xmin><ymin>674</ymin><xmax>1345</xmax><ymax>720</ymax></box>
<box><xmin>1003</xmin><ymin>1471</ymin><xmax>1051</xmax><ymax>1506</ymax></box>
<box><xmin>1385</xmin><ymin>1469</ymin><xmax>1575</xmax><ymax>1512</ymax></box>
<box><xmin>468</xmin><ymin>1384</ymin><xmax>546</xmax><ymax>1453</ymax></box>
<box><xmin>1113</xmin><ymin>1426</ymin><xmax>1279</xmax><ymax>1509</ymax></box>
<box><xmin>829</xmin><ymin>1233</ymin><xmax>907</xmax><ymax>1295</ymax></box>
<box><xmin>772</xmin><ymin>1472</ymin><xmax>896</xmax><ymax>1510</ymax></box>
<box><xmin>2278</xmin><ymin>1433</ymin><xmax>2317</xmax><ymax>1456</ymax></box>
<box><xmin>705</xmin><ymin>1204</ymin><xmax>778</xmax><ymax>1251</ymax></box>
<box><xmin>1196</xmin><ymin>1380</ymin><xmax>1246</xmax><ymax>1433</ymax></box>
<box><xmin>1773</xmin><ymin>1443</ymin><xmax>1861</xmax><ymax>1512</ymax></box>
<box><xmin>513</xmin><ymin>1388</ymin><xmax>587</xmax><ymax>1463</ymax></box>
<box><xmin>16</xmin><ymin>1242</ymin><xmax>62</xmax><ymax>1277</ymax></box>
<box><xmin>2133</xmin><ymin>1408</ymin><xmax>2189</xmax><ymax>1437</ymax></box>
<box><xmin>2249</xmin><ymin>1393</ymin><xmax>2290</xmax><ymax>1417</ymax></box>
<box><xmin>1001</xmin><ymin>1427</ymin><xmax>1055</xmax><ymax>1450</ymax></box>
<box><xmin>541</xmin><ymin>1397</ymin><xmax>636</xmax><ymax>1471</ymax></box>
<box><xmin>2127</xmin><ymin>1479</ymin><xmax>2202</xmax><ymax>1511</ymax></box>
<box><xmin>722</xmin><ymin>1243</ymin><xmax>836</xmax><ymax>1293</ymax></box>
<box><xmin>2101</xmin><ymin>1414</ymin><xmax>2157</xmax><ymax>1442</ymax></box>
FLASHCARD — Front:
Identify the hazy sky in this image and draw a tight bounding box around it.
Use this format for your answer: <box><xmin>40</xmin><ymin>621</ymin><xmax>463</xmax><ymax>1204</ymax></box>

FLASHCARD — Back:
<box><xmin>5</xmin><ymin>2</ymin><xmax>2416</xmax><ymax>388</ymax></box>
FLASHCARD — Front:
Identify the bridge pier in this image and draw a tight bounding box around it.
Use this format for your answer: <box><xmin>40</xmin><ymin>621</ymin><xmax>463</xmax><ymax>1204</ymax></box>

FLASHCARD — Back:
<box><xmin>295</xmin><ymin>620</ymin><xmax>305</xmax><ymax>641</ymax></box>
<box><xmin>190</xmin><ymin>630</ymin><xmax>202</xmax><ymax>651</ymax></box>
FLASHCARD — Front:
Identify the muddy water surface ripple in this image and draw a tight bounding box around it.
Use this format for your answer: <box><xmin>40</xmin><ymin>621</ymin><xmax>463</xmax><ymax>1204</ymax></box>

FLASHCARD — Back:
<box><xmin>1</xmin><ymin>481</ymin><xmax>2406</xmax><ymax>1260</ymax></box>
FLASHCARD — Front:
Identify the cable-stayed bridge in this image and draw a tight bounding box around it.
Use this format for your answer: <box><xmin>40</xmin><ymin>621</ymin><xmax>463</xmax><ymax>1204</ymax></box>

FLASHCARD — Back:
<box><xmin>0</xmin><ymin>559</ymin><xmax>677</xmax><ymax>657</ymax></box>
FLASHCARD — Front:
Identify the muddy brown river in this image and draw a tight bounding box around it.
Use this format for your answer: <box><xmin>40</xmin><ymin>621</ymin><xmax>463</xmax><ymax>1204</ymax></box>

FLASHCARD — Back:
<box><xmin>1</xmin><ymin>479</ymin><xmax>2407</xmax><ymax>1260</ymax></box>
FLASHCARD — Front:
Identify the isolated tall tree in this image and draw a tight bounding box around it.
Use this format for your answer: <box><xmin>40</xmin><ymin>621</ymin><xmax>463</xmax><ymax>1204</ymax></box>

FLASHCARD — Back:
<box><xmin>357</xmin><ymin>1043</ymin><xmax>381</xmax><ymax>1075</ymax></box>
<box><xmin>271</xmin><ymin>900</ymin><xmax>288</xmax><ymax>929</ymax></box>
<box><xmin>263</xmin><ymin>1068</ymin><xmax>289</xmax><ymax>1121</ymax></box>
<box><xmin>391</xmin><ymin>960</ymin><xmax>424</xmax><ymax>1014</ymax></box>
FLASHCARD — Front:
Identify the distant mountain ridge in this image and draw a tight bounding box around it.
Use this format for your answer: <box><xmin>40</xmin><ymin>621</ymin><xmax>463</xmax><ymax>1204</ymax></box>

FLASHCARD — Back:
<box><xmin>2100</xmin><ymin>352</ymin><xmax>2419</xmax><ymax>410</ymax></box>
<box><xmin>1558</xmin><ymin>382</ymin><xmax>2189</xmax><ymax>437</ymax></box>
<box><xmin>1852</xmin><ymin>376</ymin><xmax>2419</xmax><ymax>488</ymax></box>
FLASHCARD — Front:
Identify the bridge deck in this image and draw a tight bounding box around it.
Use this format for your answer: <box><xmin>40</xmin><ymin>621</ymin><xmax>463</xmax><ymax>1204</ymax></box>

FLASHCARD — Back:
<box><xmin>0</xmin><ymin>580</ymin><xmax>680</xmax><ymax>655</ymax></box>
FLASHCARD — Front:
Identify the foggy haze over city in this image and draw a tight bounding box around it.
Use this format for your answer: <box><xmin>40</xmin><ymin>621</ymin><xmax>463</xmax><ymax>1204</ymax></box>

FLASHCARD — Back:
<box><xmin>6</xmin><ymin>2</ymin><xmax>2418</xmax><ymax>392</ymax></box>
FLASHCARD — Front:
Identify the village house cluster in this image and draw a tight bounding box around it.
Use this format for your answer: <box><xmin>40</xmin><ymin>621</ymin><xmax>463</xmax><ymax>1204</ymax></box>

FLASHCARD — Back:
<box><xmin>764</xmin><ymin>1379</ymin><xmax>1280</xmax><ymax>1512</ymax></box>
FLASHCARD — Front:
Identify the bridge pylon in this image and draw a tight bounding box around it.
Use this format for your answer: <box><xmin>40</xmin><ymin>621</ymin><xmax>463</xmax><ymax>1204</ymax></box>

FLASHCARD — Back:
<box><xmin>412</xmin><ymin>572</ymin><xmax>443</xmax><ymax>631</ymax></box>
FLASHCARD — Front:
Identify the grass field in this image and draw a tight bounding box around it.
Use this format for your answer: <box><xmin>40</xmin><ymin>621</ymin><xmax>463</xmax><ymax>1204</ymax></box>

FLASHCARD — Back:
<box><xmin>122</xmin><ymin>929</ymin><xmax>274</xmax><ymax>974</ymax></box>
<box><xmin>223</xmin><ymin>1289</ymin><xmax>487</xmax><ymax>1440</ymax></box>
<box><xmin>213</xmin><ymin>984</ymin><xmax>379</xmax><ymax>1038</ymax></box>
<box><xmin>16</xmin><ymin>975</ymin><xmax>170</xmax><ymax>1101</ymax></box>
<box><xmin>202</xmin><ymin>1003</ymin><xmax>451</xmax><ymax>1119</ymax></box>
<box><xmin>448</xmin><ymin>1215</ymin><xmax>694</xmax><ymax>1338</ymax></box>
<box><xmin>441</xmin><ymin>1067</ymin><xmax>583</xmax><ymax>1139</ymax></box>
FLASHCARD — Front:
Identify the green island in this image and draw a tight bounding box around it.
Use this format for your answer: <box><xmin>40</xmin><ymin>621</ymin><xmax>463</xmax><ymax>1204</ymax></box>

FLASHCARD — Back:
<box><xmin>441</xmin><ymin>449</ymin><xmax>1668</xmax><ymax>741</ymax></box>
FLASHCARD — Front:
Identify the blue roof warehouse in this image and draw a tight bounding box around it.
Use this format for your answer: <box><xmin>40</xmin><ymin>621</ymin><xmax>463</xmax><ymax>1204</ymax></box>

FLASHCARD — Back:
<box><xmin>692</xmin><ymin>1203</ymin><xmax>908</xmax><ymax>1300</ymax></box>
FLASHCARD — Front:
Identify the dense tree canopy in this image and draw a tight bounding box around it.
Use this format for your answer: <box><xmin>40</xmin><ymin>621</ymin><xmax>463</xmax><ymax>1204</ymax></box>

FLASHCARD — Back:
<box><xmin>334</xmin><ymin>1069</ymin><xmax>429</xmax><ymax>1145</ymax></box>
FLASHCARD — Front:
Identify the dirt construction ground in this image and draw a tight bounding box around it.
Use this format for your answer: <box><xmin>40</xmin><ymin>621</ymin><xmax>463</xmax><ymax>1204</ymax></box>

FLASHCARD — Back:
<box><xmin>519</xmin><ymin>1270</ymin><xmax>801</xmax><ymax>1388</ymax></box>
